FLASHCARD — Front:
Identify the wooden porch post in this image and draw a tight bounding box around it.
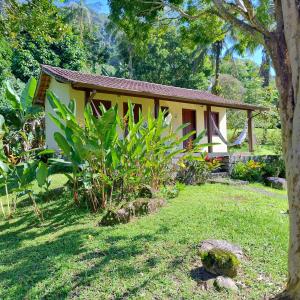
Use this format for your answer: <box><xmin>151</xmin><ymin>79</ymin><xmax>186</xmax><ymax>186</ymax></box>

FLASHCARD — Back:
<box><xmin>85</xmin><ymin>89</ymin><xmax>97</xmax><ymax>105</ymax></box>
<box><xmin>207</xmin><ymin>105</ymin><xmax>213</xmax><ymax>153</ymax></box>
<box><xmin>154</xmin><ymin>98</ymin><xmax>160</xmax><ymax>118</ymax></box>
<box><xmin>247</xmin><ymin>110</ymin><xmax>254</xmax><ymax>152</ymax></box>
<box><xmin>85</xmin><ymin>90</ymin><xmax>90</xmax><ymax>105</ymax></box>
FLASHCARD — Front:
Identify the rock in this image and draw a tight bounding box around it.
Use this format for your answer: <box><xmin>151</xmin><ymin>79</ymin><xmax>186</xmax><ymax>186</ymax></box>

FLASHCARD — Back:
<box><xmin>99</xmin><ymin>208</ymin><xmax>132</xmax><ymax>226</ymax></box>
<box><xmin>138</xmin><ymin>184</ymin><xmax>156</xmax><ymax>198</ymax></box>
<box><xmin>99</xmin><ymin>198</ymin><xmax>166</xmax><ymax>226</ymax></box>
<box><xmin>266</xmin><ymin>177</ymin><xmax>287</xmax><ymax>190</ymax></box>
<box><xmin>214</xmin><ymin>276</ymin><xmax>238</xmax><ymax>291</ymax></box>
<box><xmin>133</xmin><ymin>198</ymin><xmax>166</xmax><ymax>216</ymax></box>
<box><xmin>201</xmin><ymin>248</ymin><xmax>240</xmax><ymax>278</ymax></box>
<box><xmin>198</xmin><ymin>239</ymin><xmax>244</xmax><ymax>260</ymax></box>
<box><xmin>201</xmin><ymin>278</ymin><xmax>215</xmax><ymax>290</ymax></box>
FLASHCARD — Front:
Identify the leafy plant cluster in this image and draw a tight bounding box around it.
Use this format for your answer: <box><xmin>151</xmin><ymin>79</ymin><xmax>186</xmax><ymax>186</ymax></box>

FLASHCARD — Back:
<box><xmin>177</xmin><ymin>154</ymin><xmax>221</xmax><ymax>185</ymax></box>
<box><xmin>231</xmin><ymin>160</ymin><xmax>265</xmax><ymax>182</ymax></box>
<box><xmin>48</xmin><ymin>92</ymin><xmax>211</xmax><ymax>212</ymax></box>
<box><xmin>231</xmin><ymin>157</ymin><xmax>286</xmax><ymax>183</ymax></box>
<box><xmin>0</xmin><ymin>79</ymin><xmax>52</xmax><ymax>221</ymax></box>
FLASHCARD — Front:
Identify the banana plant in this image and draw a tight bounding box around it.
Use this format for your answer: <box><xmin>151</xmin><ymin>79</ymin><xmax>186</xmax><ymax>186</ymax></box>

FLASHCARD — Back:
<box><xmin>0</xmin><ymin>114</ymin><xmax>13</xmax><ymax>218</ymax></box>
<box><xmin>36</xmin><ymin>161</ymin><xmax>51</xmax><ymax>195</ymax></box>
<box><xmin>14</xmin><ymin>160</ymin><xmax>44</xmax><ymax>221</ymax></box>
<box><xmin>4</xmin><ymin>78</ymin><xmax>44</xmax><ymax>160</ymax></box>
<box><xmin>5</xmin><ymin>77</ymin><xmax>41</xmax><ymax>126</ymax></box>
<box><xmin>47</xmin><ymin>92</ymin><xmax>211</xmax><ymax>211</ymax></box>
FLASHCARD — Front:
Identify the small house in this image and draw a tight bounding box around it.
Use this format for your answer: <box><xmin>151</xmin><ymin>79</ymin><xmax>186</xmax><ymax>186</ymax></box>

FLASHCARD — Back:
<box><xmin>34</xmin><ymin>65</ymin><xmax>265</xmax><ymax>153</ymax></box>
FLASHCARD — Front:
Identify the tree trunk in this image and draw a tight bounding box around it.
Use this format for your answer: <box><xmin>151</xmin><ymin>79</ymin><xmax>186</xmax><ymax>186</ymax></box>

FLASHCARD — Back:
<box><xmin>259</xmin><ymin>48</ymin><xmax>271</xmax><ymax>87</ymax></box>
<box><xmin>211</xmin><ymin>40</ymin><xmax>223</xmax><ymax>95</ymax></box>
<box><xmin>266</xmin><ymin>1</ymin><xmax>300</xmax><ymax>298</ymax></box>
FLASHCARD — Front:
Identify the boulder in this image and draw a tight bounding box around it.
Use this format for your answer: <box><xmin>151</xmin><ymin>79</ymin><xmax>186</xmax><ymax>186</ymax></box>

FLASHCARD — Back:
<box><xmin>133</xmin><ymin>198</ymin><xmax>166</xmax><ymax>216</ymax></box>
<box><xmin>99</xmin><ymin>208</ymin><xmax>131</xmax><ymax>226</ymax></box>
<box><xmin>266</xmin><ymin>177</ymin><xmax>287</xmax><ymax>190</ymax></box>
<box><xmin>99</xmin><ymin>198</ymin><xmax>166</xmax><ymax>226</ymax></box>
<box><xmin>138</xmin><ymin>185</ymin><xmax>156</xmax><ymax>198</ymax></box>
<box><xmin>201</xmin><ymin>248</ymin><xmax>240</xmax><ymax>278</ymax></box>
<box><xmin>198</xmin><ymin>239</ymin><xmax>244</xmax><ymax>260</ymax></box>
<box><xmin>214</xmin><ymin>276</ymin><xmax>238</xmax><ymax>292</ymax></box>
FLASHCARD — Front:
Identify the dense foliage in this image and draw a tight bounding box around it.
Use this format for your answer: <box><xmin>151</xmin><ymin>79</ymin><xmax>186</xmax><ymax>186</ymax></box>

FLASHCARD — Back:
<box><xmin>0</xmin><ymin>0</ymin><xmax>284</xmax><ymax>220</ymax></box>
<box><xmin>48</xmin><ymin>92</ymin><xmax>208</xmax><ymax>211</ymax></box>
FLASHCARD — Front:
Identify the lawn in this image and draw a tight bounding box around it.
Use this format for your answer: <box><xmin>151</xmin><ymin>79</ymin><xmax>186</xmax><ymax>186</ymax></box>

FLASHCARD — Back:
<box><xmin>0</xmin><ymin>175</ymin><xmax>288</xmax><ymax>299</ymax></box>
<box><xmin>228</xmin><ymin>128</ymin><xmax>280</xmax><ymax>155</ymax></box>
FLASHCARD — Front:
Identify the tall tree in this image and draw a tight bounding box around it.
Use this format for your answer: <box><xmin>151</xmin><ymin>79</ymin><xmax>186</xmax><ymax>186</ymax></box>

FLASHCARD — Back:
<box><xmin>260</xmin><ymin>48</ymin><xmax>271</xmax><ymax>87</ymax></box>
<box><xmin>1</xmin><ymin>0</ymin><xmax>85</xmax><ymax>82</ymax></box>
<box><xmin>109</xmin><ymin>0</ymin><xmax>300</xmax><ymax>297</ymax></box>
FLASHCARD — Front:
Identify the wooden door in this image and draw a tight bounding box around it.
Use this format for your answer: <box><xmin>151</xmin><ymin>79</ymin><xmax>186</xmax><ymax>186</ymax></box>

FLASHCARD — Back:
<box><xmin>182</xmin><ymin>109</ymin><xmax>196</xmax><ymax>148</ymax></box>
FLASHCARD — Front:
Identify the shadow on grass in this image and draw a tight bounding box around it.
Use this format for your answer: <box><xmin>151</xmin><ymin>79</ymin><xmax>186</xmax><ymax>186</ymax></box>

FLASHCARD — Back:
<box><xmin>190</xmin><ymin>266</ymin><xmax>216</xmax><ymax>282</ymax></box>
<box><xmin>0</xmin><ymin>193</ymin><xmax>186</xmax><ymax>300</ymax></box>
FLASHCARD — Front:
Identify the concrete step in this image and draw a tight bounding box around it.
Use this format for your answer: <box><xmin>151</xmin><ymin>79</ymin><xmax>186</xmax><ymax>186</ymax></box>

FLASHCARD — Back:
<box><xmin>210</xmin><ymin>172</ymin><xmax>229</xmax><ymax>178</ymax></box>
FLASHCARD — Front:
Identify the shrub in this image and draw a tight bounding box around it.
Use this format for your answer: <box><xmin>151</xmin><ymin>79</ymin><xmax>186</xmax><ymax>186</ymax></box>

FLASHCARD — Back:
<box><xmin>48</xmin><ymin>92</ymin><xmax>206</xmax><ymax>211</ymax></box>
<box><xmin>177</xmin><ymin>154</ymin><xmax>221</xmax><ymax>185</ymax></box>
<box><xmin>262</xmin><ymin>157</ymin><xmax>285</xmax><ymax>178</ymax></box>
<box><xmin>268</xmin><ymin>130</ymin><xmax>283</xmax><ymax>155</ymax></box>
<box><xmin>231</xmin><ymin>160</ymin><xmax>265</xmax><ymax>182</ymax></box>
<box><xmin>201</xmin><ymin>248</ymin><xmax>240</xmax><ymax>278</ymax></box>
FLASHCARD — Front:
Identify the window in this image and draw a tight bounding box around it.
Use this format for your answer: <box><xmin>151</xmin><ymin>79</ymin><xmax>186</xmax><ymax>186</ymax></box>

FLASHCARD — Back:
<box><xmin>160</xmin><ymin>106</ymin><xmax>169</xmax><ymax>117</ymax></box>
<box><xmin>123</xmin><ymin>103</ymin><xmax>142</xmax><ymax>123</ymax></box>
<box><xmin>204</xmin><ymin>111</ymin><xmax>219</xmax><ymax>135</ymax></box>
<box><xmin>91</xmin><ymin>100</ymin><xmax>112</xmax><ymax>117</ymax></box>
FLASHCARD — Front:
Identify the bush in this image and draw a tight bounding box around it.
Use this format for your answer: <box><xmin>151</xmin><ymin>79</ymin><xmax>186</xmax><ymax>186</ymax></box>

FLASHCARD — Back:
<box><xmin>268</xmin><ymin>130</ymin><xmax>283</xmax><ymax>155</ymax></box>
<box><xmin>201</xmin><ymin>248</ymin><xmax>240</xmax><ymax>278</ymax></box>
<box><xmin>262</xmin><ymin>157</ymin><xmax>285</xmax><ymax>178</ymax></box>
<box><xmin>48</xmin><ymin>92</ymin><xmax>207</xmax><ymax>211</ymax></box>
<box><xmin>177</xmin><ymin>155</ymin><xmax>221</xmax><ymax>185</ymax></box>
<box><xmin>231</xmin><ymin>160</ymin><xmax>265</xmax><ymax>182</ymax></box>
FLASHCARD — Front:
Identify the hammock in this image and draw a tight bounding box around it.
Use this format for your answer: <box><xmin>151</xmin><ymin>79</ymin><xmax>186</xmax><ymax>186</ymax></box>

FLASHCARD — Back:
<box><xmin>210</xmin><ymin>115</ymin><xmax>248</xmax><ymax>147</ymax></box>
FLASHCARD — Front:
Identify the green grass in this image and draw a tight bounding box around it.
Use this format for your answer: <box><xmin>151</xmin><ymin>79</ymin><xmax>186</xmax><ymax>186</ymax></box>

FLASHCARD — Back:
<box><xmin>228</xmin><ymin>128</ymin><xmax>280</xmax><ymax>155</ymax></box>
<box><xmin>0</xmin><ymin>175</ymin><xmax>288</xmax><ymax>299</ymax></box>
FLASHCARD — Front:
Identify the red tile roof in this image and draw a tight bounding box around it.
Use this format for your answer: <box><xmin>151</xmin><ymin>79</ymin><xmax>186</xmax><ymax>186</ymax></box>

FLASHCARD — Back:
<box><xmin>35</xmin><ymin>65</ymin><xmax>266</xmax><ymax>111</ymax></box>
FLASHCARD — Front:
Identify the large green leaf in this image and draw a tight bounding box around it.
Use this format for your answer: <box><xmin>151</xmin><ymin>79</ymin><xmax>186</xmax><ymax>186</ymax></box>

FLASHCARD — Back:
<box><xmin>54</xmin><ymin>132</ymin><xmax>72</xmax><ymax>157</ymax></box>
<box><xmin>5</xmin><ymin>81</ymin><xmax>21</xmax><ymax>110</ymax></box>
<box><xmin>0</xmin><ymin>161</ymin><xmax>9</xmax><ymax>174</ymax></box>
<box><xmin>36</xmin><ymin>161</ymin><xmax>48</xmax><ymax>187</ymax></box>
<box><xmin>0</xmin><ymin>114</ymin><xmax>5</xmax><ymax>130</ymax></box>
<box><xmin>21</xmin><ymin>77</ymin><xmax>37</xmax><ymax>112</ymax></box>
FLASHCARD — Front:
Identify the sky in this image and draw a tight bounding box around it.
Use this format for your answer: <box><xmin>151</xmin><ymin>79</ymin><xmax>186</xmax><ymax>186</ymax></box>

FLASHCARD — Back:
<box><xmin>92</xmin><ymin>0</ymin><xmax>264</xmax><ymax>65</ymax></box>
<box><xmin>75</xmin><ymin>0</ymin><xmax>265</xmax><ymax>68</ymax></box>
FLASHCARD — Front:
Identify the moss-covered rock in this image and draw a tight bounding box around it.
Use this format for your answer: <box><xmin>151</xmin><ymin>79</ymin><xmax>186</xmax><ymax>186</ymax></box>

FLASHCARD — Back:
<box><xmin>138</xmin><ymin>185</ymin><xmax>156</xmax><ymax>198</ymax></box>
<box><xmin>99</xmin><ymin>208</ymin><xmax>131</xmax><ymax>226</ymax></box>
<box><xmin>133</xmin><ymin>198</ymin><xmax>166</xmax><ymax>216</ymax></box>
<box><xmin>99</xmin><ymin>198</ymin><xmax>166</xmax><ymax>226</ymax></box>
<box><xmin>201</xmin><ymin>248</ymin><xmax>240</xmax><ymax>278</ymax></box>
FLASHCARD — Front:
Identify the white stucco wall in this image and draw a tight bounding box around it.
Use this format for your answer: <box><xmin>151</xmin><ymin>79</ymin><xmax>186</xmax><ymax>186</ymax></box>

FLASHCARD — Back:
<box><xmin>45</xmin><ymin>80</ymin><xmax>227</xmax><ymax>153</ymax></box>
<box><xmin>45</xmin><ymin>78</ymin><xmax>71</xmax><ymax>149</ymax></box>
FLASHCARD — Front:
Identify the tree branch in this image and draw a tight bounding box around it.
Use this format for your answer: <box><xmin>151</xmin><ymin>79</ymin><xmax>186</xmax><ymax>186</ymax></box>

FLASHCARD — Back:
<box><xmin>213</xmin><ymin>0</ymin><xmax>258</xmax><ymax>35</ymax></box>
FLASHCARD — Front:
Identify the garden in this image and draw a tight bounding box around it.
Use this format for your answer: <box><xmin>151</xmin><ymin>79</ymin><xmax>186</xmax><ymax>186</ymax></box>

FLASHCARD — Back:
<box><xmin>1</xmin><ymin>0</ymin><xmax>297</xmax><ymax>298</ymax></box>
<box><xmin>0</xmin><ymin>78</ymin><xmax>288</xmax><ymax>299</ymax></box>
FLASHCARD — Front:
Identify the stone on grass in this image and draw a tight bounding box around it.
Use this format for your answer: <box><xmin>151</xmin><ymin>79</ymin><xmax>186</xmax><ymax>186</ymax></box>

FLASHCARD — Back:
<box><xmin>138</xmin><ymin>184</ymin><xmax>156</xmax><ymax>198</ymax></box>
<box><xmin>214</xmin><ymin>276</ymin><xmax>238</xmax><ymax>291</ymax></box>
<box><xmin>266</xmin><ymin>177</ymin><xmax>287</xmax><ymax>190</ymax></box>
<box><xmin>133</xmin><ymin>198</ymin><xmax>166</xmax><ymax>216</ymax></box>
<box><xmin>201</xmin><ymin>248</ymin><xmax>240</xmax><ymax>278</ymax></box>
<box><xmin>199</xmin><ymin>239</ymin><xmax>244</xmax><ymax>260</ymax></box>
<box><xmin>99</xmin><ymin>198</ymin><xmax>166</xmax><ymax>226</ymax></box>
<box><xmin>99</xmin><ymin>208</ymin><xmax>131</xmax><ymax>226</ymax></box>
